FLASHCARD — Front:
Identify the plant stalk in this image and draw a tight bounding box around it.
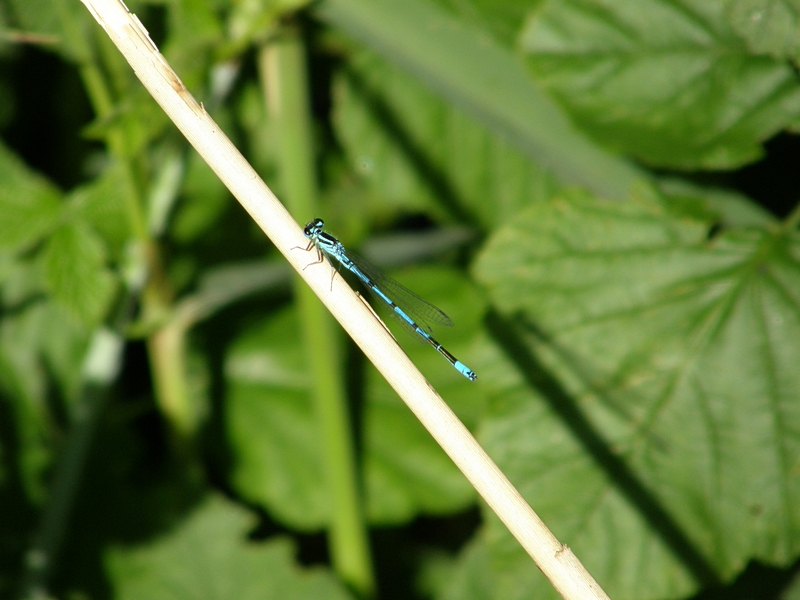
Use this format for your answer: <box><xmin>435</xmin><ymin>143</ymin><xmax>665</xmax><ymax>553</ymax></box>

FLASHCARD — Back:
<box><xmin>260</xmin><ymin>28</ymin><xmax>376</xmax><ymax>596</ymax></box>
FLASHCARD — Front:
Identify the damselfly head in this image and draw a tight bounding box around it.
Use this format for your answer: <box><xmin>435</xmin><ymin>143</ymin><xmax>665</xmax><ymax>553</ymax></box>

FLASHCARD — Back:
<box><xmin>304</xmin><ymin>218</ymin><xmax>325</xmax><ymax>238</ymax></box>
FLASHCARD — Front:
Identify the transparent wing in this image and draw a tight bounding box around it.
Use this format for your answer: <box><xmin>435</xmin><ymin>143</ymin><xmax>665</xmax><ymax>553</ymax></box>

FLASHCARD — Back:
<box><xmin>345</xmin><ymin>251</ymin><xmax>454</xmax><ymax>331</ymax></box>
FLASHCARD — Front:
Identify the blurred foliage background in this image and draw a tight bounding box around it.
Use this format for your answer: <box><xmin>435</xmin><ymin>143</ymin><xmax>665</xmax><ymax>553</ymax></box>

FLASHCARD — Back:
<box><xmin>1</xmin><ymin>0</ymin><xmax>800</xmax><ymax>599</ymax></box>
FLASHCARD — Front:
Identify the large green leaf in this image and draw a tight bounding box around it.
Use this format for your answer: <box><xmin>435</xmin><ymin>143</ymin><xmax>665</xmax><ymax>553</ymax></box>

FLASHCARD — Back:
<box><xmin>317</xmin><ymin>0</ymin><xmax>643</xmax><ymax>199</ymax></box>
<box><xmin>225</xmin><ymin>307</ymin><xmax>328</xmax><ymax>529</ymax></box>
<box><xmin>726</xmin><ymin>0</ymin><xmax>800</xmax><ymax>60</ymax></box>
<box><xmin>656</xmin><ymin>177</ymin><xmax>776</xmax><ymax>229</ymax></box>
<box><xmin>66</xmin><ymin>162</ymin><xmax>135</xmax><ymax>259</ymax></box>
<box><xmin>43</xmin><ymin>220</ymin><xmax>118</xmax><ymax>327</ymax></box>
<box><xmin>0</xmin><ymin>141</ymin><xmax>61</xmax><ymax>253</ymax></box>
<box><xmin>521</xmin><ymin>0</ymin><xmax>800</xmax><ymax>169</ymax></box>
<box><xmin>433</xmin><ymin>0</ymin><xmax>543</xmax><ymax>48</ymax></box>
<box><xmin>106</xmin><ymin>495</ymin><xmax>354</xmax><ymax>600</ymax></box>
<box><xmin>225</xmin><ymin>268</ymin><xmax>481</xmax><ymax>529</ymax></box>
<box><xmin>333</xmin><ymin>49</ymin><xmax>561</xmax><ymax>226</ymax></box>
<box><xmin>472</xmin><ymin>189</ymin><xmax>800</xmax><ymax>599</ymax></box>
<box><xmin>82</xmin><ymin>87</ymin><xmax>172</xmax><ymax>159</ymax></box>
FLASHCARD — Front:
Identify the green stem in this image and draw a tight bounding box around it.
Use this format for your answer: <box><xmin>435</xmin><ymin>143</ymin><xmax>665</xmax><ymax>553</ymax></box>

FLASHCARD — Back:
<box><xmin>77</xmin><ymin>8</ymin><xmax>188</xmax><ymax>441</ymax></box>
<box><xmin>147</xmin><ymin>320</ymin><xmax>193</xmax><ymax>437</ymax></box>
<box><xmin>64</xmin><ymin>0</ymin><xmax>148</xmax><ymax>242</ymax></box>
<box><xmin>260</xmin><ymin>29</ymin><xmax>375</xmax><ymax>596</ymax></box>
<box><xmin>67</xmin><ymin>0</ymin><xmax>188</xmax><ymax>438</ymax></box>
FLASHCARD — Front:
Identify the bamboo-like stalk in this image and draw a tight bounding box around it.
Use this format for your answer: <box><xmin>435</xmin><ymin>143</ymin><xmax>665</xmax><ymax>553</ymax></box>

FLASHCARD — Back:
<box><xmin>78</xmin><ymin>1</ymin><xmax>611</xmax><ymax>598</ymax></box>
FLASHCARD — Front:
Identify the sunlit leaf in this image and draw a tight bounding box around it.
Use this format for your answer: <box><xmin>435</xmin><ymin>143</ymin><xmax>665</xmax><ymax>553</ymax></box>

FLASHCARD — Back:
<box><xmin>43</xmin><ymin>221</ymin><xmax>117</xmax><ymax>326</ymax></box>
<box><xmin>82</xmin><ymin>88</ymin><xmax>171</xmax><ymax>159</ymax></box>
<box><xmin>334</xmin><ymin>49</ymin><xmax>561</xmax><ymax>226</ymax></box>
<box><xmin>521</xmin><ymin>0</ymin><xmax>800</xmax><ymax>169</ymax></box>
<box><xmin>225</xmin><ymin>308</ymin><xmax>328</xmax><ymax>529</ymax></box>
<box><xmin>726</xmin><ymin>0</ymin><xmax>800</xmax><ymax>60</ymax></box>
<box><xmin>656</xmin><ymin>177</ymin><xmax>776</xmax><ymax>229</ymax></box>
<box><xmin>472</xmin><ymin>187</ymin><xmax>800</xmax><ymax>598</ymax></box>
<box><xmin>0</xmin><ymin>141</ymin><xmax>61</xmax><ymax>252</ymax></box>
<box><xmin>434</xmin><ymin>0</ymin><xmax>543</xmax><ymax>48</ymax></box>
<box><xmin>106</xmin><ymin>495</ymin><xmax>354</xmax><ymax>600</ymax></box>
<box><xmin>226</xmin><ymin>268</ymin><xmax>482</xmax><ymax>529</ymax></box>
<box><xmin>67</xmin><ymin>161</ymin><xmax>135</xmax><ymax>259</ymax></box>
<box><xmin>317</xmin><ymin>0</ymin><xmax>642</xmax><ymax>198</ymax></box>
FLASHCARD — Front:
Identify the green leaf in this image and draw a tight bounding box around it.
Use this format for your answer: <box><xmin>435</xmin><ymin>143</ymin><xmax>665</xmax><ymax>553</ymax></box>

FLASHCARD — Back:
<box><xmin>83</xmin><ymin>88</ymin><xmax>171</xmax><ymax>159</ymax></box>
<box><xmin>0</xmin><ymin>291</ymin><xmax>91</xmax><ymax>502</ymax></box>
<box><xmin>67</xmin><ymin>162</ymin><xmax>135</xmax><ymax>259</ymax></box>
<box><xmin>434</xmin><ymin>0</ymin><xmax>543</xmax><ymax>48</ymax></box>
<box><xmin>656</xmin><ymin>177</ymin><xmax>776</xmax><ymax>229</ymax></box>
<box><xmin>106</xmin><ymin>495</ymin><xmax>354</xmax><ymax>600</ymax></box>
<box><xmin>0</xmin><ymin>295</ymin><xmax>54</xmax><ymax>504</ymax></box>
<box><xmin>43</xmin><ymin>221</ymin><xmax>117</xmax><ymax>327</ymax></box>
<box><xmin>6</xmin><ymin>0</ymin><xmax>94</xmax><ymax>62</ymax></box>
<box><xmin>726</xmin><ymin>0</ymin><xmax>800</xmax><ymax>59</ymax></box>
<box><xmin>783</xmin><ymin>569</ymin><xmax>800</xmax><ymax>600</ymax></box>
<box><xmin>433</xmin><ymin>536</ymin><xmax>492</xmax><ymax>600</ymax></box>
<box><xmin>226</xmin><ymin>0</ymin><xmax>311</xmax><ymax>50</ymax></box>
<box><xmin>162</xmin><ymin>0</ymin><xmax>225</xmax><ymax>90</ymax></box>
<box><xmin>225</xmin><ymin>308</ymin><xmax>328</xmax><ymax>529</ymax></box>
<box><xmin>478</xmin><ymin>386</ymin><xmax>700</xmax><ymax>600</ymax></box>
<box><xmin>226</xmin><ymin>269</ymin><xmax>482</xmax><ymax>529</ymax></box>
<box><xmin>333</xmin><ymin>49</ymin><xmax>562</xmax><ymax>226</ymax></box>
<box><xmin>317</xmin><ymin>0</ymin><xmax>643</xmax><ymax>199</ymax></box>
<box><xmin>0</xmin><ymin>140</ymin><xmax>61</xmax><ymax>252</ymax></box>
<box><xmin>171</xmin><ymin>151</ymin><xmax>229</xmax><ymax>244</ymax></box>
<box><xmin>521</xmin><ymin>0</ymin><xmax>800</xmax><ymax>169</ymax></box>
<box><xmin>236</xmin><ymin>82</ymin><xmax>281</xmax><ymax>188</ymax></box>
<box><xmin>361</xmin><ymin>384</ymin><xmax>475</xmax><ymax>522</ymax></box>
<box><xmin>472</xmin><ymin>188</ymin><xmax>800</xmax><ymax>598</ymax></box>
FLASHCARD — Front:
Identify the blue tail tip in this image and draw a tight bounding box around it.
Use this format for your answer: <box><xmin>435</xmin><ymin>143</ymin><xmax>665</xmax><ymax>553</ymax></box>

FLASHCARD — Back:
<box><xmin>456</xmin><ymin>362</ymin><xmax>477</xmax><ymax>382</ymax></box>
